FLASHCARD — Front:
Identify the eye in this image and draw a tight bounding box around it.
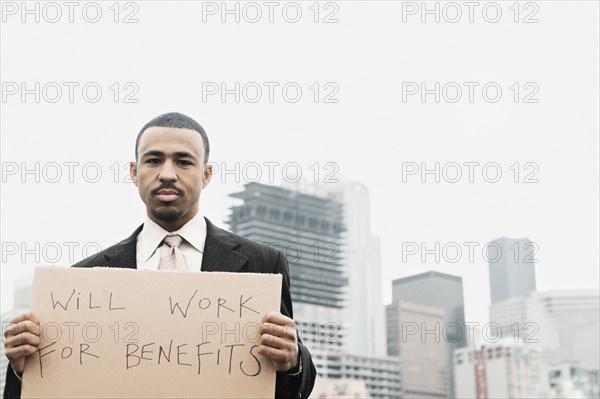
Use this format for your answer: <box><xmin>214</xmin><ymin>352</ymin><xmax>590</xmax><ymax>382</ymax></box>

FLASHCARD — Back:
<box><xmin>146</xmin><ymin>158</ymin><xmax>161</xmax><ymax>164</ymax></box>
<box><xmin>177</xmin><ymin>160</ymin><xmax>193</xmax><ymax>166</ymax></box>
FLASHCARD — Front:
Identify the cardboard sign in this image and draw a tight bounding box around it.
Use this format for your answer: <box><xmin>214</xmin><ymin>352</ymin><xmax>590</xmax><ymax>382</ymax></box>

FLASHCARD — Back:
<box><xmin>22</xmin><ymin>267</ymin><xmax>282</xmax><ymax>398</ymax></box>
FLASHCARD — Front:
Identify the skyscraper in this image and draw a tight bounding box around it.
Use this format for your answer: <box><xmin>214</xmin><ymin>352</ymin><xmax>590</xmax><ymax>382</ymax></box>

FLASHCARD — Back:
<box><xmin>228</xmin><ymin>181</ymin><xmax>402</xmax><ymax>399</ymax></box>
<box><xmin>488</xmin><ymin>237</ymin><xmax>537</xmax><ymax>303</ymax></box>
<box><xmin>228</xmin><ymin>182</ymin><xmax>348</xmax><ymax>350</ymax></box>
<box><xmin>386</xmin><ymin>301</ymin><xmax>449</xmax><ymax>398</ymax></box>
<box><xmin>390</xmin><ymin>271</ymin><xmax>466</xmax><ymax>398</ymax></box>
<box><xmin>283</xmin><ymin>179</ymin><xmax>386</xmax><ymax>356</ymax></box>
<box><xmin>391</xmin><ymin>271</ymin><xmax>466</xmax><ymax>347</ymax></box>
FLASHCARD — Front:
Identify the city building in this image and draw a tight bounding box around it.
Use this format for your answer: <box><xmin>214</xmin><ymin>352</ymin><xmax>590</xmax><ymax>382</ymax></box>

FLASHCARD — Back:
<box><xmin>228</xmin><ymin>182</ymin><xmax>348</xmax><ymax>351</ymax></box>
<box><xmin>391</xmin><ymin>271</ymin><xmax>466</xmax><ymax>396</ymax></box>
<box><xmin>312</xmin><ymin>350</ymin><xmax>401</xmax><ymax>399</ymax></box>
<box><xmin>228</xmin><ymin>181</ymin><xmax>400</xmax><ymax>398</ymax></box>
<box><xmin>548</xmin><ymin>362</ymin><xmax>600</xmax><ymax>399</ymax></box>
<box><xmin>454</xmin><ymin>339</ymin><xmax>553</xmax><ymax>399</ymax></box>
<box><xmin>488</xmin><ymin>294</ymin><xmax>560</xmax><ymax>355</ymax></box>
<box><xmin>488</xmin><ymin>237</ymin><xmax>537</xmax><ymax>304</ymax></box>
<box><xmin>536</xmin><ymin>289</ymin><xmax>600</xmax><ymax>371</ymax></box>
<box><xmin>488</xmin><ymin>290</ymin><xmax>600</xmax><ymax>396</ymax></box>
<box><xmin>386</xmin><ymin>301</ymin><xmax>449</xmax><ymax>398</ymax></box>
<box><xmin>284</xmin><ymin>179</ymin><xmax>386</xmax><ymax>356</ymax></box>
<box><xmin>312</xmin><ymin>378</ymin><xmax>371</xmax><ymax>398</ymax></box>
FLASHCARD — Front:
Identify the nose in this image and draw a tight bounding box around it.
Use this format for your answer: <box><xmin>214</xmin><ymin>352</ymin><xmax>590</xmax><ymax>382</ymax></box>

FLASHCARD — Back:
<box><xmin>158</xmin><ymin>160</ymin><xmax>177</xmax><ymax>182</ymax></box>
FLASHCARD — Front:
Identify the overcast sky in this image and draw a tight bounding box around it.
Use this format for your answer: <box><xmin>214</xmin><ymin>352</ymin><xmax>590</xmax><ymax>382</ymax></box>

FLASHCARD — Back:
<box><xmin>1</xmin><ymin>1</ymin><xmax>598</xmax><ymax>328</ymax></box>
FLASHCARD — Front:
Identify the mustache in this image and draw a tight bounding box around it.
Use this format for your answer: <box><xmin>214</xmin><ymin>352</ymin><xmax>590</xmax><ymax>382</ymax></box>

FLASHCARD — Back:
<box><xmin>151</xmin><ymin>184</ymin><xmax>184</xmax><ymax>196</ymax></box>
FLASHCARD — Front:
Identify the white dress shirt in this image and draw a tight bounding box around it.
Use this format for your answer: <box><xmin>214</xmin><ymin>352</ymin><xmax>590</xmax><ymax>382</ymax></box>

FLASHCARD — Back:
<box><xmin>136</xmin><ymin>212</ymin><xmax>207</xmax><ymax>271</ymax></box>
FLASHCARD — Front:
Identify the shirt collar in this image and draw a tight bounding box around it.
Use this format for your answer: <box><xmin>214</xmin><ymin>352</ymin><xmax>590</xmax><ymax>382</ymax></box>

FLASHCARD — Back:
<box><xmin>177</xmin><ymin>212</ymin><xmax>207</xmax><ymax>253</ymax></box>
<box><xmin>138</xmin><ymin>212</ymin><xmax>207</xmax><ymax>262</ymax></box>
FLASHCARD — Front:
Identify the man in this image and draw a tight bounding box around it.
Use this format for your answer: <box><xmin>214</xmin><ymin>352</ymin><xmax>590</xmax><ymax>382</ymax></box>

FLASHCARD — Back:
<box><xmin>3</xmin><ymin>112</ymin><xmax>316</xmax><ymax>399</ymax></box>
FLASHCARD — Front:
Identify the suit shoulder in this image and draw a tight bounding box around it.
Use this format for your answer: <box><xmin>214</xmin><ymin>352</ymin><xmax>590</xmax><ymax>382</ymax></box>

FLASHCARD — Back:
<box><xmin>208</xmin><ymin>220</ymin><xmax>276</xmax><ymax>253</ymax></box>
<box><xmin>71</xmin><ymin>225</ymin><xmax>141</xmax><ymax>268</ymax></box>
<box><xmin>70</xmin><ymin>245</ymin><xmax>113</xmax><ymax>268</ymax></box>
<box><xmin>212</xmin><ymin>224</ymin><xmax>284</xmax><ymax>268</ymax></box>
<box><xmin>231</xmin><ymin>230</ymin><xmax>284</xmax><ymax>259</ymax></box>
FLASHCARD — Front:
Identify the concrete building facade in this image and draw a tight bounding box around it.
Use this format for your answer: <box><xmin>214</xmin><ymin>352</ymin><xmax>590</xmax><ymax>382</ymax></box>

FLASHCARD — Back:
<box><xmin>488</xmin><ymin>237</ymin><xmax>537</xmax><ymax>304</ymax></box>
<box><xmin>386</xmin><ymin>301</ymin><xmax>449</xmax><ymax>399</ymax></box>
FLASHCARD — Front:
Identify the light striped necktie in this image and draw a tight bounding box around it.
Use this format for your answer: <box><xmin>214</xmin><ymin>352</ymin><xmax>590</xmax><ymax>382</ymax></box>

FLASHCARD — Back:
<box><xmin>159</xmin><ymin>234</ymin><xmax>187</xmax><ymax>271</ymax></box>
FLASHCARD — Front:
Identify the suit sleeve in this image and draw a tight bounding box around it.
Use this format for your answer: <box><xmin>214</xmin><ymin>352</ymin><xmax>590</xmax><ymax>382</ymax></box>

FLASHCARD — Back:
<box><xmin>274</xmin><ymin>250</ymin><xmax>317</xmax><ymax>399</ymax></box>
<box><xmin>3</xmin><ymin>363</ymin><xmax>21</xmax><ymax>399</ymax></box>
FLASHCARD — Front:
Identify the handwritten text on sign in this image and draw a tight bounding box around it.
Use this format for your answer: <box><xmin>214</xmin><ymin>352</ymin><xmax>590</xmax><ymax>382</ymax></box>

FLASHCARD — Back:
<box><xmin>22</xmin><ymin>267</ymin><xmax>282</xmax><ymax>398</ymax></box>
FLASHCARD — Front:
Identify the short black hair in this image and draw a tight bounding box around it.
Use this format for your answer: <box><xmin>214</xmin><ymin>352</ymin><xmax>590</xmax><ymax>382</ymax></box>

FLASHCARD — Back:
<box><xmin>135</xmin><ymin>112</ymin><xmax>210</xmax><ymax>162</ymax></box>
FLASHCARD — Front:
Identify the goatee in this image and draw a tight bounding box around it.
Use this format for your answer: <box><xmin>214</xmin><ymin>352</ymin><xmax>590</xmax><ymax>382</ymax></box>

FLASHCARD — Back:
<box><xmin>152</xmin><ymin>208</ymin><xmax>183</xmax><ymax>222</ymax></box>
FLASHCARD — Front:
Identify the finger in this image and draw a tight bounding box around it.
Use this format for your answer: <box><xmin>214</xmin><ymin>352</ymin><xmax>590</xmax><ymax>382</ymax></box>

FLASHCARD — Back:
<box><xmin>5</xmin><ymin>320</ymin><xmax>40</xmax><ymax>336</ymax></box>
<box><xmin>6</xmin><ymin>344</ymin><xmax>39</xmax><ymax>360</ymax></box>
<box><xmin>257</xmin><ymin>345</ymin><xmax>288</xmax><ymax>364</ymax></box>
<box><xmin>260</xmin><ymin>322</ymin><xmax>284</xmax><ymax>337</ymax></box>
<box><xmin>9</xmin><ymin>312</ymin><xmax>39</xmax><ymax>325</ymax></box>
<box><xmin>260</xmin><ymin>322</ymin><xmax>296</xmax><ymax>341</ymax></box>
<box><xmin>5</xmin><ymin>332</ymin><xmax>40</xmax><ymax>349</ymax></box>
<box><xmin>4</xmin><ymin>320</ymin><xmax>40</xmax><ymax>338</ymax></box>
<box><xmin>262</xmin><ymin>311</ymin><xmax>293</xmax><ymax>326</ymax></box>
<box><xmin>260</xmin><ymin>334</ymin><xmax>295</xmax><ymax>351</ymax></box>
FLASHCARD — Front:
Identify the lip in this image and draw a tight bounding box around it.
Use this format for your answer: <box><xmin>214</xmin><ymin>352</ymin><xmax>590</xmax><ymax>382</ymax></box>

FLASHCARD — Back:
<box><xmin>156</xmin><ymin>194</ymin><xmax>179</xmax><ymax>203</ymax></box>
<box><xmin>157</xmin><ymin>189</ymin><xmax>179</xmax><ymax>195</ymax></box>
<box><xmin>155</xmin><ymin>189</ymin><xmax>180</xmax><ymax>203</ymax></box>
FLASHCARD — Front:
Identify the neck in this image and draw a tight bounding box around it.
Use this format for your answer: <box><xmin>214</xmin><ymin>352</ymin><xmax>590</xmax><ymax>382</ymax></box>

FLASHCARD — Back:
<box><xmin>150</xmin><ymin>210</ymin><xmax>198</xmax><ymax>232</ymax></box>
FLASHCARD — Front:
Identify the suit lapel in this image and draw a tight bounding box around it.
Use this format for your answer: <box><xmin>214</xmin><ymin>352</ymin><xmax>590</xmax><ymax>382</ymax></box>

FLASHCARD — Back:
<box><xmin>201</xmin><ymin>217</ymin><xmax>248</xmax><ymax>273</ymax></box>
<box><xmin>101</xmin><ymin>219</ymin><xmax>248</xmax><ymax>272</ymax></box>
<box><xmin>103</xmin><ymin>224</ymin><xmax>142</xmax><ymax>269</ymax></box>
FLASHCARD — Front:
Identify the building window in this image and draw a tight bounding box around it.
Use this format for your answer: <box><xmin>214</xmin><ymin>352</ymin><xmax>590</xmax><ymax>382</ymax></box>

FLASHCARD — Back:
<box><xmin>270</xmin><ymin>208</ymin><xmax>280</xmax><ymax>220</ymax></box>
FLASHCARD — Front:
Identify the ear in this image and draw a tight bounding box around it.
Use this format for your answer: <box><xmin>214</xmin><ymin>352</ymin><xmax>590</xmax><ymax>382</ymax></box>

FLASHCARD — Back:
<box><xmin>202</xmin><ymin>163</ymin><xmax>213</xmax><ymax>188</ymax></box>
<box><xmin>129</xmin><ymin>161</ymin><xmax>138</xmax><ymax>187</ymax></box>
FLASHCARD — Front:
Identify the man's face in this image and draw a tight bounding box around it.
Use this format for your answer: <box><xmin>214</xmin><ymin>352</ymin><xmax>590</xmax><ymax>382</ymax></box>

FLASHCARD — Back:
<box><xmin>130</xmin><ymin>127</ymin><xmax>212</xmax><ymax>231</ymax></box>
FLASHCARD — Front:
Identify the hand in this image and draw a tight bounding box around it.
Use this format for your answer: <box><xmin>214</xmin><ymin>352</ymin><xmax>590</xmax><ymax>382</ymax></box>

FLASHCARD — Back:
<box><xmin>4</xmin><ymin>311</ymin><xmax>41</xmax><ymax>374</ymax></box>
<box><xmin>257</xmin><ymin>311</ymin><xmax>300</xmax><ymax>373</ymax></box>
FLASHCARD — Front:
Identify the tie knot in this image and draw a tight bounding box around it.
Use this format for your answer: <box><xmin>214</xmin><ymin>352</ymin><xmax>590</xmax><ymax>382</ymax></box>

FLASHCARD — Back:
<box><xmin>163</xmin><ymin>234</ymin><xmax>182</xmax><ymax>248</ymax></box>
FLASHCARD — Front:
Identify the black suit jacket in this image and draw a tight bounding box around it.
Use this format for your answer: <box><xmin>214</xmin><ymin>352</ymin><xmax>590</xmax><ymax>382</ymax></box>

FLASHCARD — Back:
<box><xmin>4</xmin><ymin>218</ymin><xmax>316</xmax><ymax>399</ymax></box>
